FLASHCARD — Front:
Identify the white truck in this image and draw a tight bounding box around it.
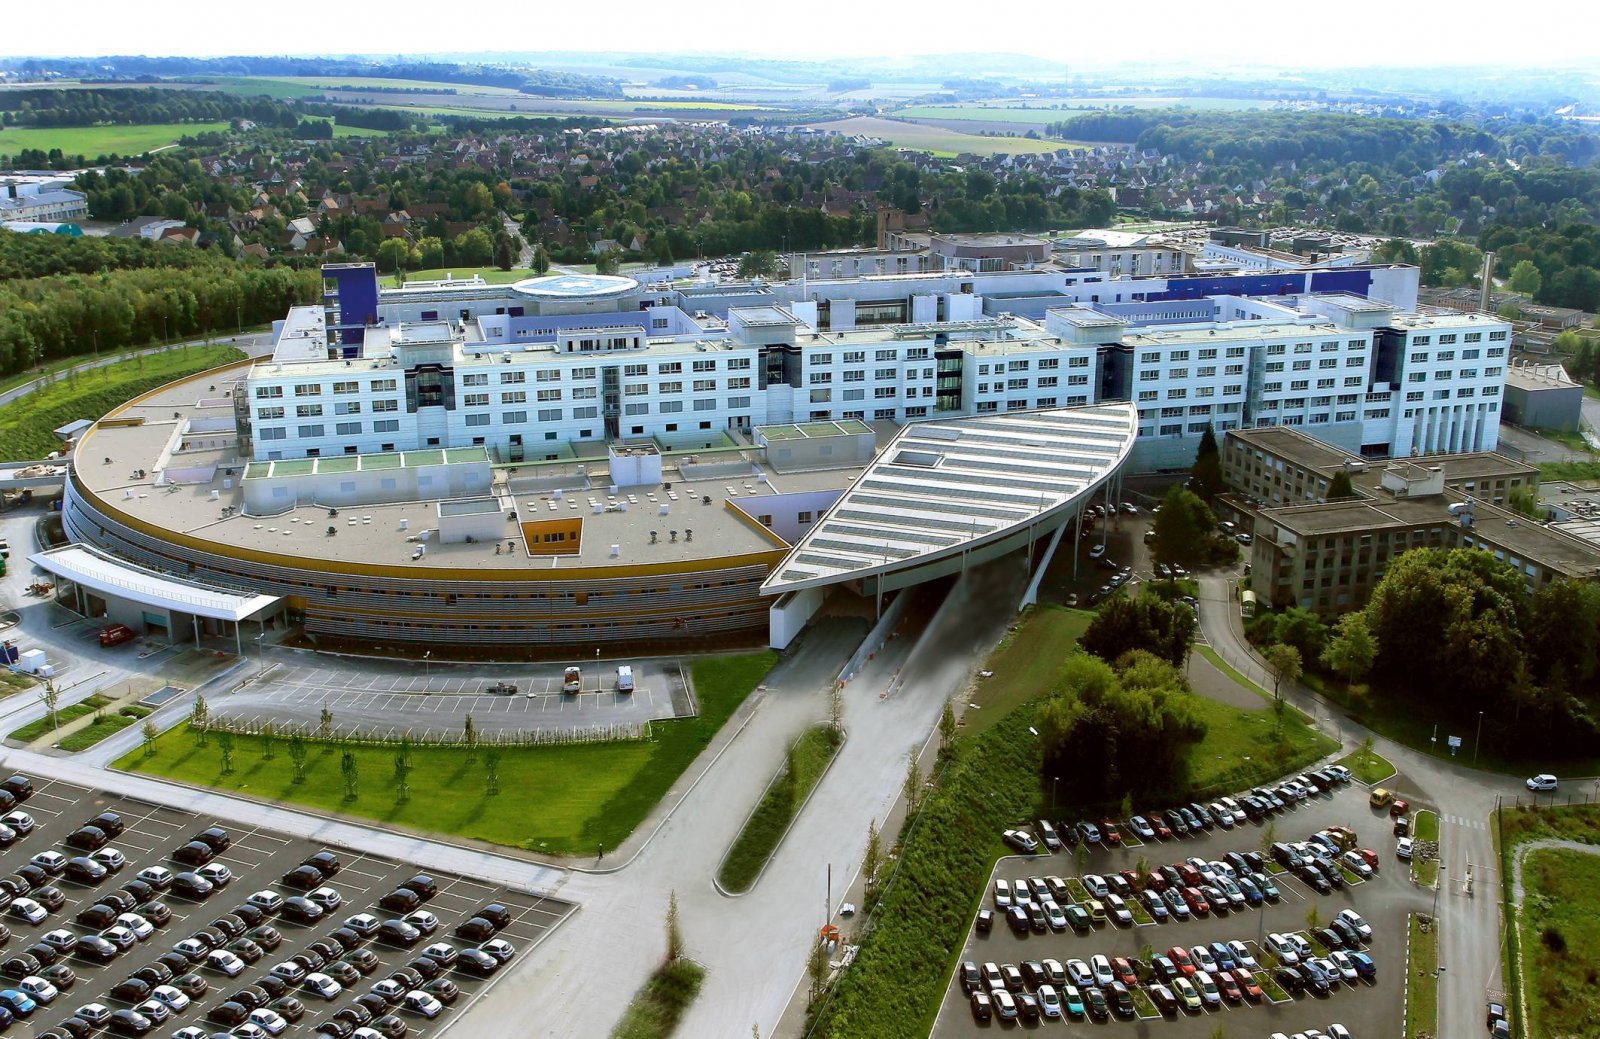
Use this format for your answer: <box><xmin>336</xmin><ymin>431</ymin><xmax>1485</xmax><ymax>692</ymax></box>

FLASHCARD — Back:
<box><xmin>562</xmin><ymin>666</ymin><xmax>582</xmax><ymax>695</ymax></box>
<box><xmin>615</xmin><ymin>665</ymin><xmax>634</xmax><ymax>693</ymax></box>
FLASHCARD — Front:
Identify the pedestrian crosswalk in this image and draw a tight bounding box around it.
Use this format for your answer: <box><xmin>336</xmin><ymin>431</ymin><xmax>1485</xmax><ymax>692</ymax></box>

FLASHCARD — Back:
<box><xmin>1441</xmin><ymin>813</ymin><xmax>1487</xmax><ymax>831</ymax></box>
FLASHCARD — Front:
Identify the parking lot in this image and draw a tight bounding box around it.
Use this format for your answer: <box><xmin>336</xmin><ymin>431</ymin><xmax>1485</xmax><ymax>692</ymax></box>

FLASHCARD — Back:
<box><xmin>214</xmin><ymin>659</ymin><xmax>690</xmax><ymax>738</ymax></box>
<box><xmin>933</xmin><ymin>783</ymin><xmax>1429</xmax><ymax>1036</ymax></box>
<box><xmin>0</xmin><ymin>775</ymin><xmax>576</xmax><ymax>1038</ymax></box>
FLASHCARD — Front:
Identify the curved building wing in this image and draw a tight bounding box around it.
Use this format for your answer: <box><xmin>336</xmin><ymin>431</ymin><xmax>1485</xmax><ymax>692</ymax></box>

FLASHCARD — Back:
<box><xmin>762</xmin><ymin>403</ymin><xmax>1138</xmax><ymax>596</ymax></box>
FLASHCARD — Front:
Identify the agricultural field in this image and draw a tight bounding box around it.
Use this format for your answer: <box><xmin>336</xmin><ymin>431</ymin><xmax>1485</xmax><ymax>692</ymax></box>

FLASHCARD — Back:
<box><xmin>806</xmin><ymin>116</ymin><xmax>1067</xmax><ymax>157</ymax></box>
<box><xmin>200</xmin><ymin>75</ymin><xmax>522</xmax><ymax>98</ymax></box>
<box><xmin>0</xmin><ymin>121</ymin><xmax>232</xmax><ymax>160</ymax></box>
<box><xmin>927</xmin><ymin>94</ymin><xmax>1280</xmax><ymax>112</ymax></box>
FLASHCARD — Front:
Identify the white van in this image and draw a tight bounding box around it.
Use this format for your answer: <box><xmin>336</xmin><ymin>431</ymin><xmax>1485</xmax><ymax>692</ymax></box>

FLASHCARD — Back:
<box><xmin>615</xmin><ymin>665</ymin><xmax>635</xmax><ymax>693</ymax></box>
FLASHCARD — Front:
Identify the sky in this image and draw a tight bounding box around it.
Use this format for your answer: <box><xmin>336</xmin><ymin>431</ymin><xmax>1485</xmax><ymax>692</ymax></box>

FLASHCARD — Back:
<box><xmin>7</xmin><ymin>0</ymin><xmax>1599</xmax><ymax>68</ymax></box>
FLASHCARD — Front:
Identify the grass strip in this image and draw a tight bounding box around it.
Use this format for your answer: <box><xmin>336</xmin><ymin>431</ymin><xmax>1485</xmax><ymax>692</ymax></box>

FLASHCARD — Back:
<box><xmin>608</xmin><ymin>958</ymin><xmax>706</xmax><ymax>1039</ymax></box>
<box><xmin>57</xmin><ymin>713</ymin><xmax>138</xmax><ymax>752</ymax></box>
<box><xmin>119</xmin><ymin>651</ymin><xmax>773</xmax><ymax>856</ymax></box>
<box><xmin>717</xmin><ymin>723</ymin><xmax>842</xmax><ymax>893</ymax></box>
<box><xmin>1414</xmin><ymin>810</ymin><xmax>1440</xmax><ymax>887</ymax></box>
<box><xmin>963</xmin><ymin>606</ymin><xmax>1091</xmax><ymax>733</ymax></box>
<box><xmin>0</xmin><ymin>345</ymin><xmax>245</xmax><ymax>462</ymax></box>
<box><xmin>1516</xmin><ymin>846</ymin><xmax>1600</xmax><ymax>1037</ymax></box>
<box><xmin>1335</xmin><ymin>746</ymin><xmax>1396</xmax><ymax>785</ymax></box>
<box><xmin>1406</xmin><ymin>914</ymin><xmax>1439</xmax><ymax>1039</ymax></box>
<box><xmin>8</xmin><ymin>694</ymin><xmax>114</xmax><ymax>742</ymax></box>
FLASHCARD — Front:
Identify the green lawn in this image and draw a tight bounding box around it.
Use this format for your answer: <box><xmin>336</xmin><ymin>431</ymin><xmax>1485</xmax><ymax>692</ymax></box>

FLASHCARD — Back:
<box><xmin>1335</xmin><ymin>746</ymin><xmax>1396</xmax><ymax>785</ymax></box>
<box><xmin>118</xmin><ymin>651</ymin><xmax>774</xmax><ymax>856</ymax></box>
<box><xmin>0</xmin><ymin>344</ymin><xmax>244</xmax><ymax>462</ymax></box>
<box><xmin>1516</xmin><ymin>848</ymin><xmax>1600</xmax><ymax>1037</ymax></box>
<box><xmin>383</xmin><ymin>267</ymin><xmax>529</xmax><ymax>288</ymax></box>
<box><xmin>609</xmin><ymin>958</ymin><xmax>706</xmax><ymax>1039</ymax></box>
<box><xmin>1406</xmin><ymin>915</ymin><xmax>1439</xmax><ymax>1039</ymax></box>
<box><xmin>0</xmin><ymin>122</ymin><xmax>232</xmax><ymax>160</ymax></box>
<box><xmin>717</xmin><ymin>723</ymin><xmax>842</xmax><ymax>892</ymax></box>
<box><xmin>1183</xmin><ymin>694</ymin><xmax>1338</xmax><ymax>800</ymax></box>
<box><xmin>1539</xmin><ymin>461</ymin><xmax>1600</xmax><ymax>483</ymax></box>
<box><xmin>0</xmin><ymin>672</ymin><xmax>33</xmax><ymax>698</ymax></box>
<box><xmin>8</xmin><ymin>694</ymin><xmax>113</xmax><ymax>743</ymax></box>
<box><xmin>963</xmin><ymin>606</ymin><xmax>1092</xmax><ymax>733</ymax></box>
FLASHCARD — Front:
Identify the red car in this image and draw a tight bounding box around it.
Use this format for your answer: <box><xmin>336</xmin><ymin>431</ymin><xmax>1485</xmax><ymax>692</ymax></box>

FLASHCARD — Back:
<box><xmin>1151</xmin><ymin>818</ymin><xmax>1172</xmax><ymax>839</ymax></box>
<box><xmin>1099</xmin><ymin>819</ymin><xmax>1123</xmax><ymax>845</ymax></box>
<box><xmin>1180</xmin><ymin>886</ymin><xmax>1210</xmax><ymax>917</ymax></box>
<box><xmin>1118</xmin><ymin>869</ymin><xmax>1142</xmax><ymax>892</ymax></box>
<box><xmin>1176</xmin><ymin>864</ymin><xmax>1203</xmax><ymax>888</ymax></box>
<box><xmin>1144</xmin><ymin>871</ymin><xmax>1169</xmax><ymax>893</ymax></box>
<box><xmin>1233</xmin><ymin>968</ymin><xmax>1263</xmax><ymax>1001</ymax></box>
<box><xmin>1216</xmin><ymin>971</ymin><xmax>1242</xmax><ymax>1003</ymax></box>
<box><xmin>1112</xmin><ymin>957</ymin><xmax>1137</xmax><ymax>987</ymax></box>
<box><xmin>1167</xmin><ymin>947</ymin><xmax>1195</xmax><ymax>975</ymax></box>
<box><xmin>1390</xmin><ymin>799</ymin><xmax>1409</xmax><ymax>818</ymax></box>
<box><xmin>1356</xmin><ymin>847</ymin><xmax>1380</xmax><ymax>869</ymax></box>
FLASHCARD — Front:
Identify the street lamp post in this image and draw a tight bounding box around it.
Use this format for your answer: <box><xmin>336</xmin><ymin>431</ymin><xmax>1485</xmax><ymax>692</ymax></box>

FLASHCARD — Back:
<box><xmin>423</xmin><ymin>651</ymin><xmax>431</xmax><ymax>680</ymax></box>
<box><xmin>1051</xmin><ymin>776</ymin><xmax>1059</xmax><ymax>813</ymax></box>
<box><xmin>1474</xmin><ymin>711</ymin><xmax>1485</xmax><ymax>763</ymax></box>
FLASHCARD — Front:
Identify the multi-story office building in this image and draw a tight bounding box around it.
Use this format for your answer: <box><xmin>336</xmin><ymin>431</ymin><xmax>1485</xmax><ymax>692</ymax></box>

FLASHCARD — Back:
<box><xmin>1220</xmin><ymin>426</ymin><xmax>1597</xmax><ymax>615</ymax></box>
<box><xmin>253</xmin><ymin>264</ymin><xmax>1503</xmax><ymax>474</ymax></box>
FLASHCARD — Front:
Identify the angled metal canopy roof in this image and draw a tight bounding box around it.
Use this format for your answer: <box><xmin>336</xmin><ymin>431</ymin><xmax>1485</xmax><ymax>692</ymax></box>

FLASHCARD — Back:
<box><xmin>31</xmin><ymin>545</ymin><xmax>281</xmax><ymax>622</ymax></box>
<box><xmin>761</xmin><ymin>402</ymin><xmax>1137</xmax><ymax>595</ymax></box>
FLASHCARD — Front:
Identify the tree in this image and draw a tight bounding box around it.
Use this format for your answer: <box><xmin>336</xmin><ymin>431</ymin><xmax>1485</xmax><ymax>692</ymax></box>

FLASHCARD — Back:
<box><xmin>319</xmin><ymin>706</ymin><xmax>333</xmax><ymax>740</ymax></box>
<box><xmin>807</xmin><ymin>935</ymin><xmax>831</xmax><ymax>1006</ymax></box>
<box><xmin>216</xmin><ymin>730</ymin><xmax>235</xmax><ymax>776</ymax></box>
<box><xmin>938</xmin><ymin>700</ymin><xmax>957</xmax><ymax>758</ymax></box>
<box><xmin>190</xmin><ymin>693</ymin><xmax>209</xmax><ymax>747</ymax></box>
<box><xmin>452</xmin><ymin>228</ymin><xmax>494</xmax><ymax>267</ymax></box>
<box><xmin>393</xmin><ymin>739</ymin><xmax>413</xmax><ymax>806</ymax></box>
<box><xmin>1362</xmin><ymin>548</ymin><xmax>1528</xmax><ymax>711</ymax></box>
<box><xmin>862</xmin><ymin>819</ymin><xmax>883</xmax><ymax>906</ymax></box>
<box><xmin>737</xmin><ymin>250</ymin><xmax>777</xmax><ymax>278</ymax></box>
<box><xmin>1035</xmin><ymin>652</ymin><xmax>1207</xmax><ymax>803</ymax></box>
<box><xmin>1264</xmin><ymin>644</ymin><xmax>1302</xmax><ymax>701</ymax></box>
<box><xmin>531</xmin><ymin>244</ymin><xmax>551</xmax><ymax>275</ymax></box>
<box><xmin>1150</xmin><ymin>485</ymin><xmax>1216</xmax><ymax>566</ymax></box>
<box><xmin>1271</xmin><ymin>607</ymin><xmax>1328</xmax><ymax>664</ymax></box>
<box><xmin>260</xmin><ymin>720</ymin><xmax>276</xmax><ymax>760</ymax></box>
<box><xmin>1327</xmin><ymin>470</ymin><xmax>1355</xmax><ymax>500</ymax></box>
<box><xmin>463</xmin><ymin>713</ymin><xmax>478</xmax><ymax>760</ymax></box>
<box><xmin>902</xmin><ymin>749</ymin><xmax>922</xmax><ymax>817</ymax></box>
<box><xmin>141</xmin><ymin>720</ymin><xmax>158</xmax><ymax>757</ymax></box>
<box><xmin>374</xmin><ymin>238</ymin><xmax>412</xmax><ymax>275</ymax></box>
<box><xmin>1508</xmin><ymin>487</ymin><xmax>1542</xmax><ymax>519</ymax></box>
<box><xmin>340</xmin><ymin>750</ymin><xmax>359</xmax><ymax>801</ymax></box>
<box><xmin>1190</xmin><ymin>424</ymin><xmax>1224</xmax><ymax>500</ymax></box>
<box><xmin>1508</xmin><ymin>259</ymin><xmax>1543</xmax><ymax>296</ymax></box>
<box><xmin>288</xmin><ymin>734</ymin><xmax>309</xmax><ymax>784</ymax></box>
<box><xmin>492</xmin><ymin>235</ymin><xmax>514</xmax><ymax>272</ymax></box>
<box><xmin>1081</xmin><ymin>591</ymin><xmax>1197</xmax><ymax>669</ymax></box>
<box><xmin>484</xmin><ymin>749</ymin><xmax>501</xmax><ymax>796</ymax></box>
<box><xmin>665</xmin><ymin>890</ymin><xmax>683</xmax><ymax>962</ymax></box>
<box><xmin>40</xmin><ymin>679</ymin><xmax>59</xmax><ymax>733</ymax></box>
<box><xmin>1321</xmin><ymin>613</ymin><xmax>1377</xmax><ymax>685</ymax></box>
<box><xmin>594</xmin><ymin>248</ymin><xmax>622</xmax><ymax>275</ymax></box>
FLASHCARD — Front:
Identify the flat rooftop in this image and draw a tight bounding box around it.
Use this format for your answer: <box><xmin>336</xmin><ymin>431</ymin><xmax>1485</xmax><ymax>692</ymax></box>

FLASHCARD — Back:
<box><xmin>75</xmin><ymin>366</ymin><xmax>862</xmax><ymax>574</ymax></box>
<box><xmin>1124</xmin><ymin>319</ymin><xmax>1345</xmax><ymax>347</ymax></box>
<box><xmin>1227</xmin><ymin>426</ymin><xmax>1360</xmax><ymax>475</ymax></box>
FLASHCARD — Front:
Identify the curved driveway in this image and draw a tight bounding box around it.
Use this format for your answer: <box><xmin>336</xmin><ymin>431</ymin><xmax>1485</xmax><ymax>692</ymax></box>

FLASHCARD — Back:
<box><xmin>1199</xmin><ymin>570</ymin><xmax>1522</xmax><ymax>1039</ymax></box>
